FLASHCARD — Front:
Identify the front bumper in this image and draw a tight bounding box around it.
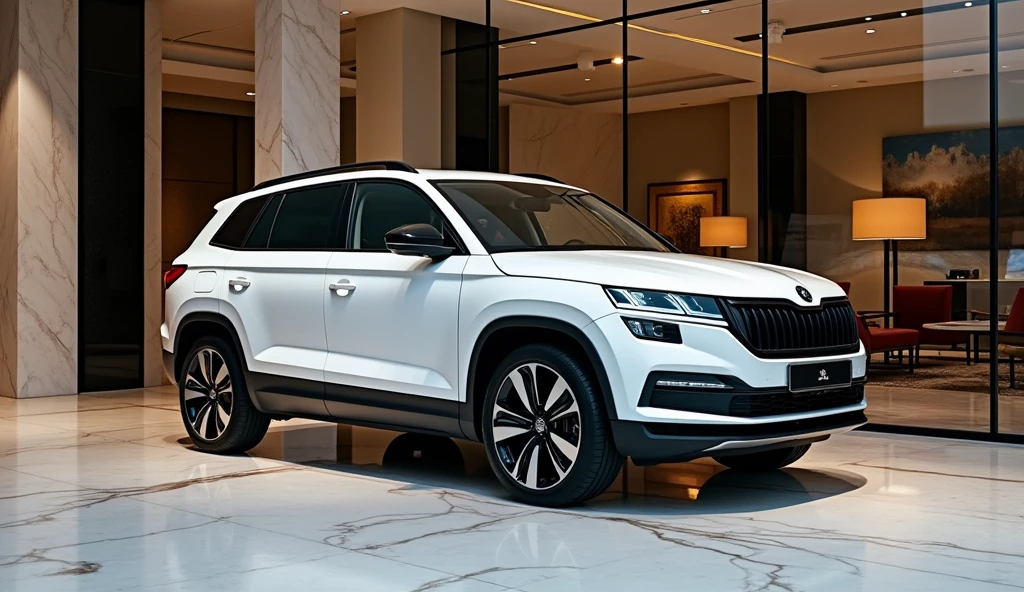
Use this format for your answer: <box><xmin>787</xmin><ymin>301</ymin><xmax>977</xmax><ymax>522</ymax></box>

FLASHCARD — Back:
<box><xmin>611</xmin><ymin>410</ymin><xmax>867</xmax><ymax>465</ymax></box>
<box><xmin>585</xmin><ymin>313</ymin><xmax>868</xmax><ymax>423</ymax></box>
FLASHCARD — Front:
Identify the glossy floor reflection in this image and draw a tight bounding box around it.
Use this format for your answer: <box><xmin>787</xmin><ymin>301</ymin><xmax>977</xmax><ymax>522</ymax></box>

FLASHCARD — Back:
<box><xmin>2</xmin><ymin>387</ymin><xmax>1024</xmax><ymax>591</ymax></box>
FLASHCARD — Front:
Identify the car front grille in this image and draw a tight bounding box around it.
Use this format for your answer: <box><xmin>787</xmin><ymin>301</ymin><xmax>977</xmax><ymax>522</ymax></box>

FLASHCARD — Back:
<box><xmin>727</xmin><ymin>384</ymin><xmax>865</xmax><ymax>418</ymax></box>
<box><xmin>721</xmin><ymin>297</ymin><xmax>859</xmax><ymax>358</ymax></box>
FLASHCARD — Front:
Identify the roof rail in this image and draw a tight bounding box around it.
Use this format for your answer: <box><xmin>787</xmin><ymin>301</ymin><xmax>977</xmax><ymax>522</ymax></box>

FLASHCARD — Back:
<box><xmin>514</xmin><ymin>173</ymin><xmax>564</xmax><ymax>184</ymax></box>
<box><xmin>251</xmin><ymin>161</ymin><xmax>418</xmax><ymax>192</ymax></box>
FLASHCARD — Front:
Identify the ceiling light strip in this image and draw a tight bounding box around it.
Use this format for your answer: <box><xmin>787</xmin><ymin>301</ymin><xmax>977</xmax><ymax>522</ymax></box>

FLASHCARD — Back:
<box><xmin>443</xmin><ymin>0</ymin><xmax>739</xmax><ymax>56</ymax></box>
<box><xmin>735</xmin><ymin>0</ymin><xmax>995</xmax><ymax>43</ymax></box>
<box><xmin>504</xmin><ymin>0</ymin><xmax>806</xmax><ymax>68</ymax></box>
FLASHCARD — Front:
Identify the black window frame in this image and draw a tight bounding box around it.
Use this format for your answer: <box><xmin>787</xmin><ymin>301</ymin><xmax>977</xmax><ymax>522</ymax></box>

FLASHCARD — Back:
<box><xmin>344</xmin><ymin>178</ymin><xmax>468</xmax><ymax>255</ymax></box>
<box><xmin>207</xmin><ymin>182</ymin><xmax>353</xmax><ymax>252</ymax></box>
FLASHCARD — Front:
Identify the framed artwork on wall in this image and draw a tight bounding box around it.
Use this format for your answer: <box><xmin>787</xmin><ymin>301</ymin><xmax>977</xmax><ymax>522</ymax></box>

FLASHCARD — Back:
<box><xmin>647</xmin><ymin>179</ymin><xmax>727</xmax><ymax>255</ymax></box>
<box><xmin>883</xmin><ymin>125</ymin><xmax>1024</xmax><ymax>251</ymax></box>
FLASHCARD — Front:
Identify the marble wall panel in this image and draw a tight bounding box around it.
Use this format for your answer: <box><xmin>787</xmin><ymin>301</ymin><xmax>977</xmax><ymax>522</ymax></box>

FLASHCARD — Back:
<box><xmin>255</xmin><ymin>0</ymin><xmax>340</xmax><ymax>182</ymax></box>
<box><xmin>9</xmin><ymin>0</ymin><xmax>79</xmax><ymax>398</ymax></box>
<box><xmin>508</xmin><ymin>104</ymin><xmax>623</xmax><ymax>207</ymax></box>
<box><xmin>144</xmin><ymin>0</ymin><xmax>162</xmax><ymax>386</ymax></box>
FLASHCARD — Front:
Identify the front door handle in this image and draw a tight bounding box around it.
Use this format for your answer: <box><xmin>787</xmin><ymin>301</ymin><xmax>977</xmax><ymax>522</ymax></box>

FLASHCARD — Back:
<box><xmin>228</xmin><ymin>278</ymin><xmax>251</xmax><ymax>292</ymax></box>
<box><xmin>329</xmin><ymin>282</ymin><xmax>356</xmax><ymax>297</ymax></box>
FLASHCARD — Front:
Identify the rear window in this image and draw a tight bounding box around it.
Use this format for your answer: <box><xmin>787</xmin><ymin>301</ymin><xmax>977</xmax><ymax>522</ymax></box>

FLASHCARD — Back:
<box><xmin>243</xmin><ymin>194</ymin><xmax>283</xmax><ymax>248</ymax></box>
<box><xmin>267</xmin><ymin>185</ymin><xmax>345</xmax><ymax>249</ymax></box>
<box><xmin>210</xmin><ymin>195</ymin><xmax>269</xmax><ymax>248</ymax></box>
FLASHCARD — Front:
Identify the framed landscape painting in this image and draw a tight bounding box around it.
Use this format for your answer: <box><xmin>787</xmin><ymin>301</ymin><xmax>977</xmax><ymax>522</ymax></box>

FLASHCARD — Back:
<box><xmin>882</xmin><ymin>126</ymin><xmax>1024</xmax><ymax>251</ymax></box>
<box><xmin>647</xmin><ymin>180</ymin><xmax>726</xmax><ymax>256</ymax></box>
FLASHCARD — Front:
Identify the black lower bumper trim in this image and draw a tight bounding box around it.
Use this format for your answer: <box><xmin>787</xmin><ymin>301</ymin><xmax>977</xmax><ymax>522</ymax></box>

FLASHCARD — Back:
<box><xmin>611</xmin><ymin>410</ymin><xmax>867</xmax><ymax>465</ymax></box>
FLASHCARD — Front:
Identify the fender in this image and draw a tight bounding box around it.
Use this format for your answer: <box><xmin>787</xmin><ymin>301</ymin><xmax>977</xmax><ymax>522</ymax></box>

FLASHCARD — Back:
<box><xmin>171</xmin><ymin>312</ymin><xmax>270</xmax><ymax>413</ymax></box>
<box><xmin>460</xmin><ymin>315</ymin><xmax>618</xmax><ymax>441</ymax></box>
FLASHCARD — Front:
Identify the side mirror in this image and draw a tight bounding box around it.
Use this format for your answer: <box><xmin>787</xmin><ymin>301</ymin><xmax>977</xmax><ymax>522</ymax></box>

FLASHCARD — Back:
<box><xmin>385</xmin><ymin>224</ymin><xmax>455</xmax><ymax>260</ymax></box>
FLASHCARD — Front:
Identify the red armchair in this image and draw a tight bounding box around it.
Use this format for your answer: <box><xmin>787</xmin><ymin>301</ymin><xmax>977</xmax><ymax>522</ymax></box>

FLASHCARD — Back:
<box><xmin>857</xmin><ymin>313</ymin><xmax>919</xmax><ymax>372</ymax></box>
<box><xmin>998</xmin><ymin>289</ymin><xmax>1024</xmax><ymax>388</ymax></box>
<box><xmin>892</xmin><ymin>285</ymin><xmax>968</xmax><ymax>362</ymax></box>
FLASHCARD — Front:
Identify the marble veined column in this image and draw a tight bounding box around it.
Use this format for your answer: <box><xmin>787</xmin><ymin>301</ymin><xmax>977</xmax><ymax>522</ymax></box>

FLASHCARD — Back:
<box><xmin>143</xmin><ymin>0</ymin><xmax>162</xmax><ymax>386</ymax></box>
<box><xmin>255</xmin><ymin>0</ymin><xmax>341</xmax><ymax>183</ymax></box>
<box><xmin>0</xmin><ymin>0</ymin><xmax>78</xmax><ymax>398</ymax></box>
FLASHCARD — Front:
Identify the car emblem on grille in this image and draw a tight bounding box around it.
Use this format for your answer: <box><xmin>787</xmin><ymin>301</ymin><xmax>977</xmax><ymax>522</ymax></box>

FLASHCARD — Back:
<box><xmin>819</xmin><ymin>369</ymin><xmax>829</xmax><ymax>381</ymax></box>
<box><xmin>796</xmin><ymin>286</ymin><xmax>813</xmax><ymax>302</ymax></box>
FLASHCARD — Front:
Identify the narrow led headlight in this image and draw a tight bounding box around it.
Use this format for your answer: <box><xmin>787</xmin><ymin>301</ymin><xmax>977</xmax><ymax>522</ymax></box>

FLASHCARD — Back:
<box><xmin>606</xmin><ymin>288</ymin><xmax>724</xmax><ymax>320</ymax></box>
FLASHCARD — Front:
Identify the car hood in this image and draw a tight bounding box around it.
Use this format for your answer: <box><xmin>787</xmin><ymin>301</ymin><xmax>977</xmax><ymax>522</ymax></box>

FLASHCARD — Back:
<box><xmin>490</xmin><ymin>250</ymin><xmax>845</xmax><ymax>306</ymax></box>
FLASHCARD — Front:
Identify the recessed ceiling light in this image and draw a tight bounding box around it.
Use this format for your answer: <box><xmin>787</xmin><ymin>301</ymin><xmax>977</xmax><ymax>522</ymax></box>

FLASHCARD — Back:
<box><xmin>341</xmin><ymin>10</ymin><xmax>350</xmax><ymax>15</ymax></box>
<box><xmin>830</xmin><ymin>84</ymin><xmax>839</xmax><ymax>88</ymax></box>
<box><xmin>700</xmin><ymin>8</ymin><xmax>712</xmax><ymax>14</ymax></box>
<box><xmin>865</xmin><ymin>16</ymin><xmax>872</xmax><ymax>21</ymax></box>
<box><xmin>965</xmin><ymin>1</ymin><xmax>973</xmax><ymax>6</ymax></box>
<box><xmin>900</xmin><ymin>12</ymin><xmax>908</xmax><ymax>17</ymax></box>
<box><xmin>866</xmin><ymin>28</ymin><xmax>876</xmax><ymax>34</ymax></box>
<box><xmin>1002</xmin><ymin>65</ymin><xmax>1010</xmax><ymax>69</ymax></box>
<box><xmin>953</xmin><ymin>69</ymin><xmax>961</xmax><ymax>73</ymax></box>
<box><xmin>245</xmin><ymin>91</ymin><xmax>255</xmax><ymax>96</ymax></box>
<box><xmin>612</xmin><ymin>56</ymin><xmax>624</xmax><ymax>65</ymax></box>
<box><xmin>529</xmin><ymin>40</ymin><xmax>538</xmax><ymax>45</ymax></box>
<box><xmin>584</xmin><ymin>78</ymin><xmax>591</xmax><ymax>81</ymax></box>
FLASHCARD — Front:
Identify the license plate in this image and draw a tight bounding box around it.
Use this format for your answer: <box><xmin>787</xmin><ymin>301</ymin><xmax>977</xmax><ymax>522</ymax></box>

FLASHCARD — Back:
<box><xmin>788</xmin><ymin>360</ymin><xmax>852</xmax><ymax>392</ymax></box>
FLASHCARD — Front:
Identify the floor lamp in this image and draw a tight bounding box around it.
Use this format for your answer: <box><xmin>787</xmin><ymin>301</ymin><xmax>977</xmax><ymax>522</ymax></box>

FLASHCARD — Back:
<box><xmin>851</xmin><ymin>198</ymin><xmax>927</xmax><ymax>325</ymax></box>
<box><xmin>700</xmin><ymin>216</ymin><xmax>748</xmax><ymax>257</ymax></box>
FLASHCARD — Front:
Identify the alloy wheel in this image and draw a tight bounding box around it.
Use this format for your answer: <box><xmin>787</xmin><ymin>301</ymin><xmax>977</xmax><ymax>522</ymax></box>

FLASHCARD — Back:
<box><xmin>492</xmin><ymin>363</ymin><xmax>581</xmax><ymax>490</ymax></box>
<box><xmin>183</xmin><ymin>347</ymin><xmax>234</xmax><ymax>441</ymax></box>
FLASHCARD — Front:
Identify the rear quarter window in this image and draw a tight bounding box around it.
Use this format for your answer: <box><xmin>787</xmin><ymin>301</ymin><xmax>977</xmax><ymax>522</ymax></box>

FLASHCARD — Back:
<box><xmin>210</xmin><ymin>195</ymin><xmax>270</xmax><ymax>248</ymax></box>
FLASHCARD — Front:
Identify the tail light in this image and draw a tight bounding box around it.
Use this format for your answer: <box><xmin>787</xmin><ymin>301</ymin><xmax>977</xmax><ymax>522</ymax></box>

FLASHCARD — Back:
<box><xmin>164</xmin><ymin>265</ymin><xmax>187</xmax><ymax>289</ymax></box>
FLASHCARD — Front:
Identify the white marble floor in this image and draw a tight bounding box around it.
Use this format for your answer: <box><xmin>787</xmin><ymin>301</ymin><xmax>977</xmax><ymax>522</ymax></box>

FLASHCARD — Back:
<box><xmin>2</xmin><ymin>387</ymin><xmax>1024</xmax><ymax>591</ymax></box>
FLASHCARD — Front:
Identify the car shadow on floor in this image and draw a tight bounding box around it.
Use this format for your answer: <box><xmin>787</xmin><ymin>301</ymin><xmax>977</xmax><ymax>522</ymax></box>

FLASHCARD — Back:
<box><xmin>175</xmin><ymin>427</ymin><xmax>867</xmax><ymax>515</ymax></box>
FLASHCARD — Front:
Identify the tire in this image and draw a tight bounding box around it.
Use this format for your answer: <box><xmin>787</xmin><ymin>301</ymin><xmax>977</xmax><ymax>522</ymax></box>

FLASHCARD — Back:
<box><xmin>713</xmin><ymin>444</ymin><xmax>811</xmax><ymax>471</ymax></box>
<box><xmin>178</xmin><ymin>336</ymin><xmax>269</xmax><ymax>454</ymax></box>
<box><xmin>482</xmin><ymin>344</ymin><xmax>622</xmax><ymax>507</ymax></box>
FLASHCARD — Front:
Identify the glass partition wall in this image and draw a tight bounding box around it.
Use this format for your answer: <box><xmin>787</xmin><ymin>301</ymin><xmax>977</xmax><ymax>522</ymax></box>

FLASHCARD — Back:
<box><xmin>451</xmin><ymin>0</ymin><xmax>1018</xmax><ymax>441</ymax></box>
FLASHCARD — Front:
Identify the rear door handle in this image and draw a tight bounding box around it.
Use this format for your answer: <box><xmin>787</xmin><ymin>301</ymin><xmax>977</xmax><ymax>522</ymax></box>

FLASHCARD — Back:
<box><xmin>228</xmin><ymin>278</ymin><xmax>251</xmax><ymax>292</ymax></box>
<box><xmin>329</xmin><ymin>282</ymin><xmax>356</xmax><ymax>296</ymax></box>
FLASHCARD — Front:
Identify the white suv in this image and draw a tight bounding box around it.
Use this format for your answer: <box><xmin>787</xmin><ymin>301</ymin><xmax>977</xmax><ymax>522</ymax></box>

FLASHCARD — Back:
<box><xmin>162</xmin><ymin>162</ymin><xmax>867</xmax><ymax>506</ymax></box>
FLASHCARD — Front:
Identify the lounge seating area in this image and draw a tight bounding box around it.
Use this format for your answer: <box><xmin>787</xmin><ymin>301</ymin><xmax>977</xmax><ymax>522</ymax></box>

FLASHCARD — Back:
<box><xmin>847</xmin><ymin>281</ymin><xmax>1024</xmax><ymax>391</ymax></box>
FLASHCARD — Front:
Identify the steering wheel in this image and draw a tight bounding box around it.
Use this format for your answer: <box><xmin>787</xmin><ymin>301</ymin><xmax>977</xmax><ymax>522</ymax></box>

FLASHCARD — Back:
<box><xmin>563</xmin><ymin>239</ymin><xmax>586</xmax><ymax>246</ymax></box>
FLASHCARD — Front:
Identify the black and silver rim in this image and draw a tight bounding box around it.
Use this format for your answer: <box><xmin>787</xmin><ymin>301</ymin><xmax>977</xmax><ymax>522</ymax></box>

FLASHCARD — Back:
<box><xmin>183</xmin><ymin>348</ymin><xmax>234</xmax><ymax>441</ymax></box>
<box><xmin>491</xmin><ymin>363</ymin><xmax>581</xmax><ymax>491</ymax></box>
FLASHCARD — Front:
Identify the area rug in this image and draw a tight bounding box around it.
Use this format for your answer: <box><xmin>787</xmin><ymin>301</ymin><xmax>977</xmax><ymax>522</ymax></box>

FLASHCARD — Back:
<box><xmin>867</xmin><ymin>358</ymin><xmax>1024</xmax><ymax>394</ymax></box>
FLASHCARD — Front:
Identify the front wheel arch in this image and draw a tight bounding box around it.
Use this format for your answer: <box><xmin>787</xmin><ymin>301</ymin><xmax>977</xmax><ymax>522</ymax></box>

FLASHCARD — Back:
<box><xmin>463</xmin><ymin>317</ymin><xmax>618</xmax><ymax>443</ymax></box>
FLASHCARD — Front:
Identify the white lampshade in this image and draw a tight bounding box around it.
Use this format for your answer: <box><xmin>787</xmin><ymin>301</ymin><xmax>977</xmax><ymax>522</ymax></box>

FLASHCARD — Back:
<box><xmin>851</xmin><ymin>198</ymin><xmax>927</xmax><ymax>240</ymax></box>
<box><xmin>700</xmin><ymin>216</ymin><xmax>747</xmax><ymax>248</ymax></box>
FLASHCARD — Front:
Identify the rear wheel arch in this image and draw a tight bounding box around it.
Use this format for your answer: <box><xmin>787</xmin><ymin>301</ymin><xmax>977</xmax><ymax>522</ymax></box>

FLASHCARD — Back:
<box><xmin>173</xmin><ymin>313</ymin><xmax>249</xmax><ymax>385</ymax></box>
<box><xmin>462</xmin><ymin>316</ymin><xmax>617</xmax><ymax>442</ymax></box>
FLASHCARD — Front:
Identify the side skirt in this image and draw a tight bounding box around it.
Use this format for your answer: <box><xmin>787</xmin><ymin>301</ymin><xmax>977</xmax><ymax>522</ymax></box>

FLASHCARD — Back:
<box><xmin>244</xmin><ymin>370</ymin><xmax>466</xmax><ymax>439</ymax></box>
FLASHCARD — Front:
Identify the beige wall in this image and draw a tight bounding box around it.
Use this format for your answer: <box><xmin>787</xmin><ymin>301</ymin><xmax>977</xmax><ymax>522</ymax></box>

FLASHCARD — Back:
<box><xmin>508</xmin><ymin>103</ymin><xmax>623</xmax><ymax>205</ymax></box>
<box><xmin>728</xmin><ymin>96</ymin><xmax>759</xmax><ymax>262</ymax></box>
<box><xmin>807</xmin><ymin>76</ymin><xmax>1024</xmax><ymax>311</ymax></box>
<box><xmin>356</xmin><ymin>8</ymin><xmax>441</xmax><ymax>168</ymax></box>
<box><xmin>627</xmin><ymin>103</ymin><xmax>730</xmax><ymax>223</ymax></box>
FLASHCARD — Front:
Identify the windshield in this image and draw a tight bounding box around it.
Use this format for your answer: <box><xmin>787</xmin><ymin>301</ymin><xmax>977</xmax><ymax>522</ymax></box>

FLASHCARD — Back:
<box><xmin>435</xmin><ymin>181</ymin><xmax>671</xmax><ymax>254</ymax></box>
